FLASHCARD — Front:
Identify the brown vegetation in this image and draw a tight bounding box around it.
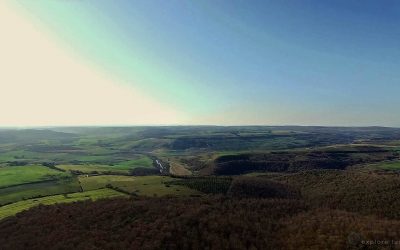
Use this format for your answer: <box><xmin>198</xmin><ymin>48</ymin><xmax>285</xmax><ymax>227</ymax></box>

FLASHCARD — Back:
<box><xmin>214</xmin><ymin>149</ymin><xmax>396</xmax><ymax>175</ymax></box>
<box><xmin>0</xmin><ymin>197</ymin><xmax>306</xmax><ymax>250</ymax></box>
<box><xmin>3</xmin><ymin>193</ymin><xmax>400</xmax><ymax>250</ymax></box>
<box><xmin>227</xmin><ymin>177</ymin><xmax>300</xmax><ymax>199</ymax></box>
<box><xmin>271</xmin><ymin>170</ymin><xmax>400</xmax><ymax>219</ymax></box>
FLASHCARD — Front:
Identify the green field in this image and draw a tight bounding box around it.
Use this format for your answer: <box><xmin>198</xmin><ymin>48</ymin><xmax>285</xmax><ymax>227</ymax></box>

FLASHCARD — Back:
<box><xmin>0</xmin><ymin>178</ymin><xmax>81</xmax><ymax>206</ymax></box>
<box><xmin>79</xmin><ymin>175</ymin><xmax>201</xmax><ymax>196</ymax></box>
<box><xmin>0</xmin><ymin>188</ymin><xmax>127</xmax><ymax>220</ymax></box>
<box><xmin>0</xmin><ymin>165</ymin><xmax>70</xmax><ymax>188</ymax></box>
<box><xmin>56</xmin><ymin>155</ymin><xmax>153</xmax><ymax>174</ymax></box>
<box><xmin>371</xmin><ymin>161</ymin><xmax>400</xmax><ymax>170</ymax></box>
<box><xmin>57</xmin><ymin>164</ymin><xmax>130</xmax><ymax>174</ymax></box>
<box><xmin>112</xmin><ymin>156</ymin><xmax>154</xmax><ymax>169</ymax></box>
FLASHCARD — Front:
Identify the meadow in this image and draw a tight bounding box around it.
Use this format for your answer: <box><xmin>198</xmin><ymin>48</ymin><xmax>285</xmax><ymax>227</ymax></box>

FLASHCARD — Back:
<box><xmin>0</xmin><ymin>178</ymin><xmax>81</xmax><ymax>205</ymax></box>
<box><xmin>79</xmin><ymin>175</ymin><xmax>200</xmax><ymax>196</ymax></box>
<box><xmin>57</xmin><ymin>164</ymin><xmax>130</xmax><ymax>174</ymax></box>
<box><xmin>369</xmin><ymin>160</ymin><xmax>400</xmax><ymax>170</ymax></box>
<box><xmin>0</xmin><ymin>165</ymin><xmax>71</xmax><ymax>188</ymax></box>
<box><xmin>0</xmin><ymin>188</ymin><xmax>126</xmax><ymax>220</ymax></box>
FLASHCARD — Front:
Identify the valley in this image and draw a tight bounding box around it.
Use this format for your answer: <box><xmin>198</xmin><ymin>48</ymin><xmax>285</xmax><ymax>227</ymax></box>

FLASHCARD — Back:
<box><xmin>1</xmin><ymin>126</ymin><xmax>400</xmax><ymax>248</ymax></box>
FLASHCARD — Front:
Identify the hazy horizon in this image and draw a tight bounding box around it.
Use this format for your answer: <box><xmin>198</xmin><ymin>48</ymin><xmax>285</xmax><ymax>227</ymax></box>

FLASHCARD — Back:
<box><xmin>0</xmin><ymin>124</ymin><xmax>399</xmax><ymax>130</ymax></box>
<box><xmin>1</xmin><ymin>1</ymin><xmax>399</xmax><ymax>127</ymax></box>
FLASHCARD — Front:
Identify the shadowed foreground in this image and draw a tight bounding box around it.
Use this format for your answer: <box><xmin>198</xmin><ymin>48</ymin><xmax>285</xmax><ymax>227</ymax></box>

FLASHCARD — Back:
<box><xmin>1</xmin><ymin>196</ymin><xmax>400</xmax><ymax>250</ymax></box>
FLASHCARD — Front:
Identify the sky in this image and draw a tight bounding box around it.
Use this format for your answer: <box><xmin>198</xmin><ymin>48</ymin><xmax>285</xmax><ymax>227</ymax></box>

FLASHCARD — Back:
<box><xmin>1</xmin><ymin>0</ymin><xmax>399</xmax><ymax>127</ymax></box>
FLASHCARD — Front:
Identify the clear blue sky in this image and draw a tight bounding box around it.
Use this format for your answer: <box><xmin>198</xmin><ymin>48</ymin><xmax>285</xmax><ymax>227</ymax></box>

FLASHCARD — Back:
<box><xmin>2</xmin><ymin>0</ymin><xmax>400</xmax><ymax>126</ymax></box>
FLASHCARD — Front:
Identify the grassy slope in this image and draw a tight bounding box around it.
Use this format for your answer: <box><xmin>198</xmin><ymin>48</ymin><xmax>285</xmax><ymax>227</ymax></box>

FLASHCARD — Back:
<box><xmin>112</xmin><ymin>156</ymin><xmax>153</xmax><ymax>169</ymax></box>
<box><xmin>56</xmin><ymin>155</ymin><xmax>153</xmax><ymax>173</ymax></box>
<box><xmin>0</xmin><ymin>188</ymin><xmax>126</xmax><ymax>220</ymax></box>
<box><xmin>79</xmin><ymin>175</ymin><xmax>200</xmax><ymax>196</ymax></box>
<box><xmin>0</xmin><ymin>178</ymin><xmax>81</xmax><ymax>206</ymax></box>
<box><xmin>0</xmin><ymin>165</ymin><xmax>70</xmax><ymax>188</ymax></box>
<box><xmin>57</xmin><ymin>164</ymin><xmax>130</xmax><ymax>174</ymax></box>
<box><xmin>370</xmin><ymin>160</ymin><xmax>400</xmax><ymax>170</ymax></box>
<box><xmin>169</xmin><ymin>162</ymin><xmax>192</xmax><ymax>176</ymax></box>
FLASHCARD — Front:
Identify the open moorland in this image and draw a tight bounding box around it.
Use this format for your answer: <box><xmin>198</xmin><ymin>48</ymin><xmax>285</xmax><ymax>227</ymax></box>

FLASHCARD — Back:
<box><xmin>1</xmin><ymin>126</ymin><xmax>400</xmax><ymax>249</ymax></box>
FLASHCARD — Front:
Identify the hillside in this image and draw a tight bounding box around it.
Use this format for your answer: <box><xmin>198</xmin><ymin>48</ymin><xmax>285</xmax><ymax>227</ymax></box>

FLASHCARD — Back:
<box><xmin>1</xmin><ymin>126</ymin><xmax>400</xmax><ymax>249</ymax></box>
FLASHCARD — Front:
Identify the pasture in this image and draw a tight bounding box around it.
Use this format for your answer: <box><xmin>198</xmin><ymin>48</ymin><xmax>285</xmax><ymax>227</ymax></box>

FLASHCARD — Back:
<box><xmin>0</xmin><ymin>178</ymin><xmax>81</xmax><ymax>206</ymax></box>
<box><xmin>57</xmin><ymin>164</ymin><xmax>130</xmax><ymax>174</ymax></box>
<box><xmin>112</xmin><ymin>156</ymin><xmax>154</xmax><ymax>169</ymax></box>
<box><xmin>371</xmin><ymin>160</ymin><xmax>400</xmax><ymax>170</ymax></box>
<box><xmin>79</xmin><ymin>175</ymin><xmax>200</xmax><ymax>196</ymax></box>
<box><xmin>0</xmin><ymin>188</ymin><xmax>127</xmax><ymax>220</ymax></box>
<box><xmin>0</xmin><ymin>165</ymin><xmax>70</xmax><ymax>188</ymax></box>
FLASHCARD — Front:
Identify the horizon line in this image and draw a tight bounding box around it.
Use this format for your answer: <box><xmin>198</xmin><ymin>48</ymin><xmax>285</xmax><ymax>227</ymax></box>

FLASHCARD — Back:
<box><xmin>0</xmin><ymin>124</ymin><xmax>399</xmax><ymax>129</ymax></box>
